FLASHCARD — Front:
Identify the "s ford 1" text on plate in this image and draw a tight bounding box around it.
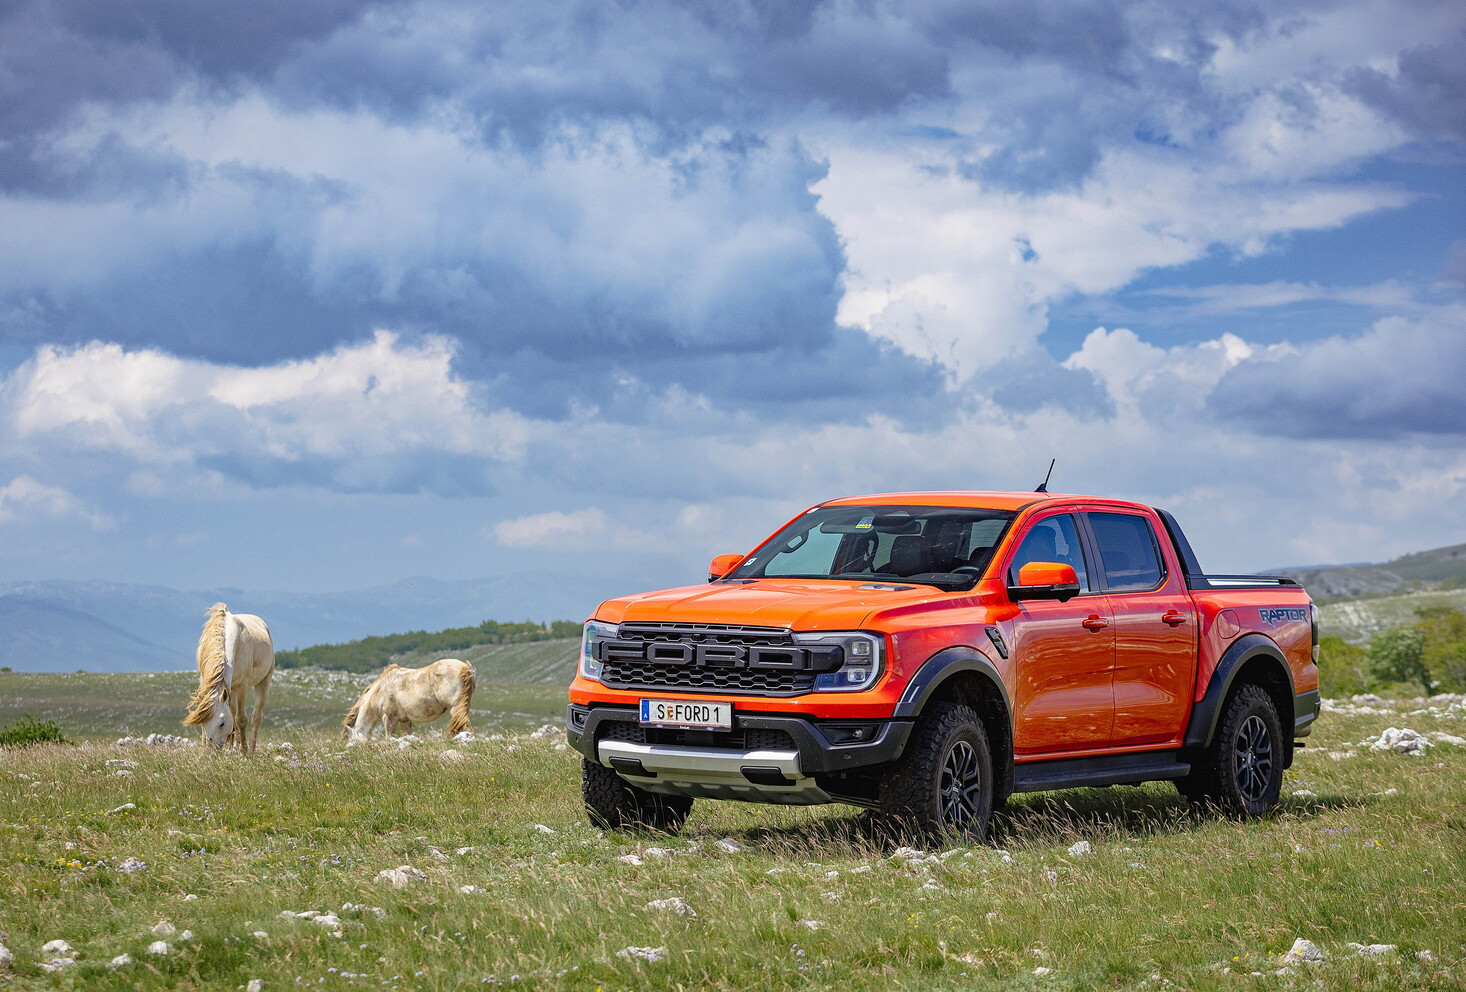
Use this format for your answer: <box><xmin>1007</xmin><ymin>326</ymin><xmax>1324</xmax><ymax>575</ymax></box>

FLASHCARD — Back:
<box><xmin>639</xmin><ymin>698</ymin><xmax>732</xmax><ymax>730</ymax></box>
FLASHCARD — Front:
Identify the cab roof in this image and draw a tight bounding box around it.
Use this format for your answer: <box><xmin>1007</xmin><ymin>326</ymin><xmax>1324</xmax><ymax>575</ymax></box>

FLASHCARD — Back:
<box><xmin>817</xmin><ymin>490</ymin><xmax>1110</xmax><ymax>512</ymax></box>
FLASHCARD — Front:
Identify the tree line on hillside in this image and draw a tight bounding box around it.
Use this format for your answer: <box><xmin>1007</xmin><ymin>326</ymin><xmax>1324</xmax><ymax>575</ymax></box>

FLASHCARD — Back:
<box><xmin>1319</xmin><ymin>606</ymin><xmax>1466</xmax><ymax>697</ymax></box>
<box><xmin>276</xmin><ymin>619</ymin><xmax>581</xmax><ymax>673</ymax></box>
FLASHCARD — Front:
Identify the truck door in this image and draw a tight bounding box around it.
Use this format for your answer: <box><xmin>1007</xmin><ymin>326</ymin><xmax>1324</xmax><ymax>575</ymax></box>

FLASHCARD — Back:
<box><xmin>1083</xmin><ymin>510</ymin><xmax>1197</xmax><ymax>747</ymax></box>
<box><xmin>1003</xmin><ymin>512</ymin><xmax>1115</xmax><ymax>753</ymax></box>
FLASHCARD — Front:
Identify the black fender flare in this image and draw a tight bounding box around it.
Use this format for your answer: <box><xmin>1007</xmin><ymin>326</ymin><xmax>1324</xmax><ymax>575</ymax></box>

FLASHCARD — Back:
<box><xmin>1183</xmin><ymin>633</ymin><xmax>1296</xmax><ymax>751</ymax></box>
<box><xmin>892</xmin><ymin>646</ymin><xmax>1011</xmax><ymax>720</ymax></box>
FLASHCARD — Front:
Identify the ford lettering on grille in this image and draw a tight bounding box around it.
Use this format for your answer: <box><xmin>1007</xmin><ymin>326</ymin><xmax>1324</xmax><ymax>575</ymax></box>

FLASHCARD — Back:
<box><xmin>595</xmin><ymin>623</ymin><xmax>841</xmax><ymax>696</ymax></box>
<box><xmin>599</xmin><ymin>639</ymin><xmax>837</xmax><ymax>671</ymax></box>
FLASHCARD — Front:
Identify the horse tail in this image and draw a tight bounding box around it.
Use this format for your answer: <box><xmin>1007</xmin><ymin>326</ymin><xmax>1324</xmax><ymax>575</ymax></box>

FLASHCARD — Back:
<box><xmin>447</xmin><ymin>661</ymin><xmax>476</xmax><ymax>736</ymax></box>
<box><xmin>184</xmin><ymin>603</ymin><xmax>229</xmax><ymax>726</ymax></box>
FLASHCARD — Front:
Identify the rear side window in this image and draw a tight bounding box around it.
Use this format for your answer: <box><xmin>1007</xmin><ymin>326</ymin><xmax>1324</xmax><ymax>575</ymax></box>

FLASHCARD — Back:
<box><xmin>1089</xmin><ymin>512</ymin><xmax>1165</xmax><ymax>592</ymax></box>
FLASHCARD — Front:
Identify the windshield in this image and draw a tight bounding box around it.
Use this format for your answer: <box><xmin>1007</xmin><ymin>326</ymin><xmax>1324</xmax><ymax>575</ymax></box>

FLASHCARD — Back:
<box><xmin>728</xmin><ymin>504</ymin><xmax>1017</xmax><ymax>591</ymax></box>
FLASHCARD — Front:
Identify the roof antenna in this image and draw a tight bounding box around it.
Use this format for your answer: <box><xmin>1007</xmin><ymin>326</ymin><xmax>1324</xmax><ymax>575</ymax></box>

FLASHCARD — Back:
<box><xmin>1035</xmin><ymin>459</ymin><xmax>1056</xmax><ymax>493</ymax></box>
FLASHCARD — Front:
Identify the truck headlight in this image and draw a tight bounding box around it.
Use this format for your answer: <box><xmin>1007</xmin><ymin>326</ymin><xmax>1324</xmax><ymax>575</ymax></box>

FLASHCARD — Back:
<box><xmin>581</xmin><ymin>620</ymin><xmax>617</xmax><ymax>682</ymax></box>
<box><xmin>794</xmin><ymin>631</ymin><xmax>884</xmax><ymax>692</ymax></box>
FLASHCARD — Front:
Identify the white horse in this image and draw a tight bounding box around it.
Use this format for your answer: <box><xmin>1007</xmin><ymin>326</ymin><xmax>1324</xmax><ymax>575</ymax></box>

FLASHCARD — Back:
<box><xmin>183</xmin><ymin>602</ymin><xmax>274</xmax><ymax>754</ymax></box>
<box><xmin>342</xmin><ymin>659</ymin><xmax>476</xmax><ymax>741</ymax></box>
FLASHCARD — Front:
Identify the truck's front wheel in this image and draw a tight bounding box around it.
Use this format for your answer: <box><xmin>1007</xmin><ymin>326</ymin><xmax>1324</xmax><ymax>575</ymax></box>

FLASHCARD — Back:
<box><xmin>1177</xmin><ymin>683</ymin><xmax>1284</xmax><ymax>817</ymax></box>
<box><xmin>581</xmin><ymin>759</ymin><xmax>693</xmax><ymax>833</ymax></box>
<box><xmin>878</xmin><ymin>702</ymin><xmax>994</xmax><ymax>842</ymax></box>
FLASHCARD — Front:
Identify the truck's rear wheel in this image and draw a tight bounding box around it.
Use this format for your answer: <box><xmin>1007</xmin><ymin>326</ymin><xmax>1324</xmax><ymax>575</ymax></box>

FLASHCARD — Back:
<box><xmin>878</xmin><ymin>702</ymin><xmax>994</xmax><ymax>842</ymax></box>
<box><xmin>1177</xmin><ymin>683</ymin><xmax>1283</xmax><ymax>817</ymax></box>
<box><xmin>581</xmin><ymin>759</ymin><xmax>693</xmax><ymax>833</ymax></box>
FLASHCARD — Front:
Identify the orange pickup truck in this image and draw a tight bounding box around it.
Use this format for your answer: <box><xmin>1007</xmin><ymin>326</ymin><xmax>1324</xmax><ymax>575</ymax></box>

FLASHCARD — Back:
<box><xmin>567</xmin><ymin>491</ymin><xmax>1319</xmax><ymax>840</ymax></box>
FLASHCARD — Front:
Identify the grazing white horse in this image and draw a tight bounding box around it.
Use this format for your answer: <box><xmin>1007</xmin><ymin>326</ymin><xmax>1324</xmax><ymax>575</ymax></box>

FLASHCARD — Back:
<box><xmin>183</xmin><ymin>602</ymin><xmax>274</xmax><ymax>754</ymax></box>
<box><xmin>342</xmin><ymin>659</ymin><xmax>476</xmax><ymax>741</ymax></box>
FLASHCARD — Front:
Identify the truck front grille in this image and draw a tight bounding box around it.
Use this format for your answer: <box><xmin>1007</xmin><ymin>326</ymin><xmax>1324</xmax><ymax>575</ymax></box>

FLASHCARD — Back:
<box><xmin>598</xmin><ymin>623</ymin><xmax>823</xmax><ymax>696</ymax></box>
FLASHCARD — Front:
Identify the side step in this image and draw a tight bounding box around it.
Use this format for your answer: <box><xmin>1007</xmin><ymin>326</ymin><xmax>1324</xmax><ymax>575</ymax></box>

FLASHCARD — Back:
<box><xmin>1013</xmin><ymin>751</ymin><xmax>1189</xmax><ymax>793</ymax></box>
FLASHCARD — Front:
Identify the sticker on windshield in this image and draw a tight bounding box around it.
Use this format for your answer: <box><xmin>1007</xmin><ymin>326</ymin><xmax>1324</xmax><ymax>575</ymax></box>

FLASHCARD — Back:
<box><xmin>855</xmin><ymin>515</ymin><xmax>875</xmax><ymax>530</ymax></box>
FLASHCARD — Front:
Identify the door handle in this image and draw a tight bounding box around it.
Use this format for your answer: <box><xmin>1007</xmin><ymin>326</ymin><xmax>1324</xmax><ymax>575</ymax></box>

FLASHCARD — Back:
<box><xmin>1081</xmin><ymin>615</ymin><xmax>1109</xmax><ymax>630</ymax></box>
<box><xmin>1162</xmin><ymin>610</ymin><xmax>1188</xmax><ymax>626</ymax></box>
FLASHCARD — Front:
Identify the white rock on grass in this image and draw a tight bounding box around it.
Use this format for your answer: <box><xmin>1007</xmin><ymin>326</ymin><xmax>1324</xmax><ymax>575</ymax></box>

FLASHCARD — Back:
<box><xmin>151</xmin><ymin>921</ymin><xmax>177</xmax><ymax>937</ymax></box>
<box><xmin>109</xmin><ymin>953</ymin><xmax>132</xmax><ymax>968</ymax></box>
<box><xmin>374</xmin><ymin>865</ymin><xmax>428</xmax><ymax>887</ymax></box>
<box><xmin>183</xmin><ymin>893</ymin><xmax>199</xmax><ymax>901</ymax></box>
<box><xmin>310</xmin><ymin>914</ymin><xmax>342</xmax><ymax>929</ymax></box>
<box><xmin>247</xmin><ymin>980</ymin><xmax>264</xmax><ymax>992</ymax></box>
<box><xmin>459</xmin><ymin>885</ymin><xmax>486</xmax><ymax>894</ymax></box>
<box><xmin>1363</xmin><ymin>728</ymin><xmax>1432</xmax><ymax>755</ymax></box>
<box><xmin>645</xmin><ymin>897</ymin><xmax>696</xmax><ymax>917</ymax></box>
<box><xmin>798</xmin><ymin>919</ymin><xmax>824</xmax><ymax>930</ymax></box>
<box><xmin>440</xmin><ymin>749</ymin><xmax>465</xmax><ymax>762</ymax></box>
<box><xmin>40</xmin><ymin>940</ymin><xmax>73</xmax><ymax>956</ymax></box>
<box><xmin>147</xmin><ymin>940</ymin><xmax>169</xmax><ymax>955</ymax></box>
<box><xmin>533</xmin><ymin>823</ymin><xmax>557</xmax><ymax>834</ymax></box>
<box><xmin>179</xmin><ymin>930</ymin><xmax>194</xmax><ymax>941</ymax></box>
<box><xmin>454</xmin><ymin>847</ymin><xmax>478</xmax><ymax>856</ymax></box>
<box><xmin>616</xmin><ymin>945</ymin><xmax>668</xmax><ymax>963</ymax></box>
<box><xmin>38</xmin><ymin>957</ymin><xmax>76</xmax><ymax>973</ymax></box>
<box><xmin>1348</xmin><ymin>942</ymin><xmax>1397</xmax><ymax>956</ymax></box>
<box><xmin>1066</xmin><ymin>840</ymin><xmax>1093</xmax><ymax>857</ymax></box>
<box><xmin>342</xmin><ymin>903</ymin><xmax>386</xmax><ymax>918</ymax></box>
<box><xmin>714</xmin><ymin>837</ymin><xmax>743</xmax><ymax>853</ymax></box>
<box><xmin>616</xmin><ymin>854</ymin><xmax>645</xmax><ymax>867</ymax></box>
<box><xmin>0</xmin><ymin>945</ymin><xmax>12</xmax><ymax>969</ymax></box>
<box><xmin>1281</xmin><ymin>938</ymin><xmax>1324</xmax><ymax>963</ymax></box>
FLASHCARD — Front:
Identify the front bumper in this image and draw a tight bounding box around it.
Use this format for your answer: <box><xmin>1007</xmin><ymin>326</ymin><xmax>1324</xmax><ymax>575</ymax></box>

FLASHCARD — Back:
<box><xmin>567</xmin><ymin>703</ymin><xmax>912</xmax><ymax>805</ymax></box>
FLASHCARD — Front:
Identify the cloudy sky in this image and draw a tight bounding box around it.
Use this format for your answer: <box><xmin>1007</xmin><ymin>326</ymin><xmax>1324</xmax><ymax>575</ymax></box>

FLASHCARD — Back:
<box><xmin>1</xmin><ymin>0</ymin><xmax>1463</xmax><ymax>618</ymax></box>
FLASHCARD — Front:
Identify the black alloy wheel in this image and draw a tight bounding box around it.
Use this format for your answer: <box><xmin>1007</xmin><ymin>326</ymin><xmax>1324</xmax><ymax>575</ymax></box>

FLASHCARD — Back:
<box><xmin>1233</xmin><ymin>713</ymin><xmax>1274</xmax><ymax>805</ymax></box>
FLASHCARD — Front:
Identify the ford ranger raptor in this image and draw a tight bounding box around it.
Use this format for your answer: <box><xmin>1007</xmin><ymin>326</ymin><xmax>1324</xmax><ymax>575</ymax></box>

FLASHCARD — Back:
<box><xmin>566</xmin><ymin>491</ymin><xmax>1319</xmax><ymax>839</ymax></box>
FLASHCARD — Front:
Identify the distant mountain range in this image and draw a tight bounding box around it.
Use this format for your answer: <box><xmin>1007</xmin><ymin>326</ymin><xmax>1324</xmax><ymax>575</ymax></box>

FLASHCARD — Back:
<box><xmin>1278</xmin><ymin>543</ymin><xmax>1466</xmax><ymax>600</ymax></box>
<box><xmin>0</xmin><ymin>573</ymin><xmax>622</xmax><ymax>673</ymax></box>
<box><xmin>6</xmin><ymin>540</ymin><xmax>1465</xmax><ymax>672</ymax></box>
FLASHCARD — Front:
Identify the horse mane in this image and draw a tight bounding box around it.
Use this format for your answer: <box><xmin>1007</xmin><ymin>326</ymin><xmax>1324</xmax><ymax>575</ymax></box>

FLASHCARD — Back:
<box><xmin>340</xmin><ymin>664</ymin><xmax>403</xmax><ymax>738</ymax></box>
<box><xmin>184</xmin><ymin>603</ymin><xmax>229</xmax><ymax>726</ymax></box>
<box><xmin>341</xmin><ymin>680</ymin><xmax>376</xmax><ymax>739</ymax></box>
<box><xmin>446</xmin><ymin>661</ymin><xmax>476</xmax><ymax>736</ymax></box>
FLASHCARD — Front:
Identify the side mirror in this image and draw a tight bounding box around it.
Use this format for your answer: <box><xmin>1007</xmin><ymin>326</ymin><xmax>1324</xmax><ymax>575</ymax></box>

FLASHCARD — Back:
<box><xmin>708</xmin><ymin>553</ymin><xmax>744</xmax><ymax>581</ymax></box>
<box><xmin>1008</xmin><ymin>561</ymin><xmax>1081</xmax><ymax>602</ymax></box>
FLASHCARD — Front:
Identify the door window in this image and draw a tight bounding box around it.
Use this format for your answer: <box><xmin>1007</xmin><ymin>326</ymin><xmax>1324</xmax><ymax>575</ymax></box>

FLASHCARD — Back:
<box><xmin>1008</xmin><ymin>514</ymin><xmax>1090</xmax><ymax>592</ymax></box>
<box><xmin>1088</xmin><ymin>512</ymin><xmax>1165</xmax><ymax>591</ymax></box>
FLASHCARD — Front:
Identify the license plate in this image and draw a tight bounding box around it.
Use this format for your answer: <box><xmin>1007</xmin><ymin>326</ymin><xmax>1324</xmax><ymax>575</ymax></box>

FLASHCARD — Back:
<box><xmin>639</xmin><ymin>698</ymin><xmax>732</xmax><ymax>730</ymax></box>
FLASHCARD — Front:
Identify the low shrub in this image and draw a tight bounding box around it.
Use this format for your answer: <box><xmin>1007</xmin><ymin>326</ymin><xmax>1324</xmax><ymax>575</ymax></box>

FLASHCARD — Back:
<box><xmin>0</xmin><ymin>713</ymin><xmax>71</xmax><ymax>748</ymax></box>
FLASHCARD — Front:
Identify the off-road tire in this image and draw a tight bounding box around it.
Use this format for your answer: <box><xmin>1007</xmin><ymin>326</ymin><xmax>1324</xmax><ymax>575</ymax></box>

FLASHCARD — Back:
<box><xmin>1177</xmin><ymin>683</ymin><xmax>1284</xmax><ymax>817</ymax></box>
<box><xmin>581</xmin><ymin>759</ymin><xmax>693</xmax><ymax>833</ymax></box>
<box><xmin>877</xmin><ymin>701</ymin><xmax>994</xmax><ymax>842</ymax></box>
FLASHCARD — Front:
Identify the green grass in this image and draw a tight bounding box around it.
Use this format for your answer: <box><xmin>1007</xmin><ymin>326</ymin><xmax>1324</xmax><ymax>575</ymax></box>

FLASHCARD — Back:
<box><xmin>0</xmin><ymin>670</ymin><xmax>566</xmax><ymax>742</ymax></box>
<box><xmin>0</xmin><ymin>679</ymin><xmax>1462</xmax><ymax>991</ymax></box>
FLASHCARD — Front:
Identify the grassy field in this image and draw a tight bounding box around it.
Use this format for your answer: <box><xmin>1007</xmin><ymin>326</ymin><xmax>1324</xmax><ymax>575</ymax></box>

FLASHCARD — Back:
<box><xmin>0</xmin><ymin>670</ymin><xmax>566</xmax><ymax>742</ymax></box>
<box><xmin>0</xmin><ymin>680</ymin><xmax>1463</xmax><ymax>991</ymax></box>
<box><xmin>385</xmin><ymin>638</ymin><xmax>577</xmax><ymax>686</ymax></box>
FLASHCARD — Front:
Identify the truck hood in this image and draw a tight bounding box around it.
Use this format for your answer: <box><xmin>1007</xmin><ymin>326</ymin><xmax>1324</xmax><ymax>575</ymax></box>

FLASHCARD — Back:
<box><xmin>594</xmin><ymin>579</ymin><xmax>949</xmax><ymax>631</ymax></box>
